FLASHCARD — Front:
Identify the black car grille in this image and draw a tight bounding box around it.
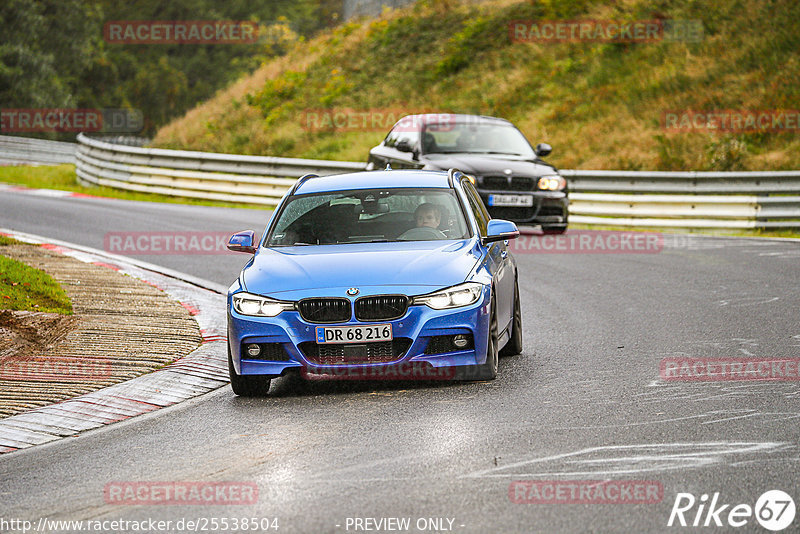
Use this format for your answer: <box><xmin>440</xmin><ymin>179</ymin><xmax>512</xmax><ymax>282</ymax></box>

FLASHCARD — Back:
<box><xmin>355</xmin><ymin>295</ymin><xmax>409</xmax><ymax>321</ymax></box>
<box><xmin>538</xmin><ymin>205</ymin><xmax>565</xmax><ymax>217</ymax></box>
<box><xmin>486</xmin><ymin>206</ymin><xmax>538</xmax><ymax>221</ymax></box>
<box><xmin>482</xmin><ymin>176</ymin><xmax>535</xmax><ymax>191</ymax></box>
<box><xmin>300</xmin><ymin>338</ymin><xmax>413</xmax><ymax>365</ymax></box>
<box><xmin>297</xmin><ymin>298</ymin><xmax>351</xmax><ymax>323</ymax></box>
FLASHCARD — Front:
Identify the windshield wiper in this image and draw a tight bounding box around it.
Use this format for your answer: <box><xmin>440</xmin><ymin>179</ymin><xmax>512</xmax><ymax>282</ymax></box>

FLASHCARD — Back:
<box><xmin>427</xmin><ymin>150</ymin><xmax>525</xmax><ymax>156</ymax></box>
<box><xmin>467</xmin><ymin>151</ymin><xmax>525</xmax><ymax>156</ymax></box>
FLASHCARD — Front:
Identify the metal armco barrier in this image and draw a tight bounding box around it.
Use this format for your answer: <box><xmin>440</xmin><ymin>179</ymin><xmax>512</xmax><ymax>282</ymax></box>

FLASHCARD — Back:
<box><xmin>71</xmin><ymin>134</ymin><xmax>800</xmax><ymax>228</ymax></box>
<box><xmin>75</xmin><ymin>133</ymin><xmax>366</xmax><ymax>206</ymax></box>
<box><xmin>563</xmin><ymin>170</ymin><xmax>800</xmax><ymax>229</ymax></box>
<box><xmin>0</xmin><ymin>135</ymin><xmax>77</xmax><ymax>166</ymax></box>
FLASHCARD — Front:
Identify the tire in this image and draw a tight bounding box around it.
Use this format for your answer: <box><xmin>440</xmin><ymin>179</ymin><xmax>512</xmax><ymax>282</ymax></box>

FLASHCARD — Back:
<box><xmin>500</xmin><ymin>278</ymin><xmax>523</xmax><ymax>356</ymax></box>
<box><xmin>228</xmin><ymin>346</ymin><xmax>271</xmax><ymax>396</ymax></box>
<box><xmin>541</xmin><ymin>225</ymin><xmax>567</xmax><ymax>234</ymax></box>
<box><xmin>473</xmin><ymin>294</ymin><xmax>499</xmax><ymax>381</ymax></box>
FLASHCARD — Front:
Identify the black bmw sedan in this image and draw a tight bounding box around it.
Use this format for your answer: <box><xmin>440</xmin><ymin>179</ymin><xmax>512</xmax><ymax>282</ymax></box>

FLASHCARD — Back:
<box><xmin>367</xmin><ymin>114</ymin><xmax>568</xmax><ymax>233</ymax></box>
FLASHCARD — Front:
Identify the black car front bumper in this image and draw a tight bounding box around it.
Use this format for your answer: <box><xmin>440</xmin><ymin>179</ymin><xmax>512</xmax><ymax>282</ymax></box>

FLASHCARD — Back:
<box><xmin>477</xmin><ymin>190</ymin><xmax>569</xmax><ymax>226</ymax></box>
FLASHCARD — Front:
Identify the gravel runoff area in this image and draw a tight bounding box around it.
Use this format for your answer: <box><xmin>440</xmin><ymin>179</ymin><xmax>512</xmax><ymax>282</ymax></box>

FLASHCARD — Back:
<box><xmin>0</xmin><ymin>230</ymin><xmax>228</xmax><ymax>453</ymax></box>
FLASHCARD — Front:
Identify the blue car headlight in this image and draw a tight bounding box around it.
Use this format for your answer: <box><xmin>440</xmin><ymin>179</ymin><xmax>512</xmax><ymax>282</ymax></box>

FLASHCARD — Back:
<box><xmin>413</xmin><ymin>282</ymin><xmax>483</xmax><ymax>310</ymax></box>
<box><xmin>232</xmin><ymin>292</ymin><xmax>294</xmax><ymax>317</ymax></box>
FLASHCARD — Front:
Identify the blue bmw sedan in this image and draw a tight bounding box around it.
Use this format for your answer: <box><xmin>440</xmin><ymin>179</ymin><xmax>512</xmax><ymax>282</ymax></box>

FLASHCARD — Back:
<box><xmin>226</xmin><ymin>168</ymin><xmax>523</xmax><ymax>395</ymax></box>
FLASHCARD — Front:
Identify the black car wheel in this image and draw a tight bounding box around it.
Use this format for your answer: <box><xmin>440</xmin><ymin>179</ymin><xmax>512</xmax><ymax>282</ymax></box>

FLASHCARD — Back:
<box><xmin>500</xmin><ymin>278</ymin><xmax>523</xmax><ymax>356</ymax></box>
<box><xmin>228</xmin><ymin>346</ymin><xmax>271</xmax><ymax>396</ymax></box>
<box><xmin>541</xmin><ymin>225</ymin><xmax>567</xmax><ymax>234</ymax></box>
<box><xmin>473</xmin><ymin>294</ymin><xmax>499</xmax><ymax>381</ymax></box>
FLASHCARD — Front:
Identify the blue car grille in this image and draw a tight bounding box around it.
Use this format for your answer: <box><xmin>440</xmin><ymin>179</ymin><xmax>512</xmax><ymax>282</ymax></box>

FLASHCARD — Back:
<box><xmin>424</xmin><ymin>334</ymin><xmax>474</xmax><ymax>355</ymax></box>
<box><xmin>242</xmin><ymin>343</ymin><xmax>291</xmax><ymax>361</ymax></box>
<box><xmin>297</xmin><ymin>298</ymin><xmax>351</xmax><ymax>323</ymax></box>
<box><xmin>299</xmin><ymin>338</ymin><xmax>412</xmax><ymax>365</ymax></box>
<box><xmin>354</xmin><ymin>295</ymin><xmax>409</xmax><ymax>321</ymax></box>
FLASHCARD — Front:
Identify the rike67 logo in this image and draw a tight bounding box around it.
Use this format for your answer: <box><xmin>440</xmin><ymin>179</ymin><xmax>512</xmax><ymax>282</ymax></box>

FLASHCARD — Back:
<box><xmin>668</xmin><ymin>490</ymin><xmax>795</xmax><ymax>531</ymax></box>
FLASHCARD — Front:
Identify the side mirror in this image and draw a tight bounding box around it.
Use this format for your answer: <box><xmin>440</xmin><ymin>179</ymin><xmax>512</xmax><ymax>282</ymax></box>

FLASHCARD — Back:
<box><xmin>535</xmin><ymin>143</ymin><xmax>552</xmax><ymax>157</ymax></box>
<box><xmin>482</xmin><ymin>219</ymin><xmax>520</xmax><ymax>244</ymax></box>
<box><xmin>227</xmin><ymin>230</ymin><xmax>257</xmax><ymax>254</ymax></box>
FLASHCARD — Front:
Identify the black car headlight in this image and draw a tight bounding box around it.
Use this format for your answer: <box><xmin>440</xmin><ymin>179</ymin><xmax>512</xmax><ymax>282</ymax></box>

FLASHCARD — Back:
<box><xmin>232</xmin><ymin>292</ymin><xmax>294</xmax><ymax>317</ymax></box>
<box><xmin>413</xmin><ymin>282</ymin><xmax>483</xmax><ymax>310</ymax></box>
<box><xmin>537</xmin><ymin>174</ymin><xmax>566</xmax><ymax>191</ymax></box>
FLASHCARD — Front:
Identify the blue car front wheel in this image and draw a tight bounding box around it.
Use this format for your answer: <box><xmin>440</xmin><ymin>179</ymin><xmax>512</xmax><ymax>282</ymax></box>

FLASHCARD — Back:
<box><xmin>473</xmin><ymin>294</ymin><xmax>499</xmax><ymax>381</ymax></box>
<box><xmin>228</xmin><ymin>346</ymin><xmax>272</xmax><ymax>396</ymax></box>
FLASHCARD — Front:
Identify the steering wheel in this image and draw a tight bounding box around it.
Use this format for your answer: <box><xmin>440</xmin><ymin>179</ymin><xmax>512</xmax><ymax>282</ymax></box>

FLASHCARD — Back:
<box><xmin>397</xmin><ymin>226</ymin><xmax>447</xmax><ymax>240</ymax></box>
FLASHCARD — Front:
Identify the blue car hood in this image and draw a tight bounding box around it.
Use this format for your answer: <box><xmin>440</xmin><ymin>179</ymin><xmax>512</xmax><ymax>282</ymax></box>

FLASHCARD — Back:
<box><xmin>241</xmin><ymin>239</ymin><xmax>481</xmax><ymax>298</ymax></box>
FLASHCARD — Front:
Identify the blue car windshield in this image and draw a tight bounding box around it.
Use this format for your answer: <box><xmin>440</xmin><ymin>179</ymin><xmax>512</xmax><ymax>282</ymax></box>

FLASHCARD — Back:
<box><xmin>266</xmin><ymin>188</ymin><xmax>471</xmax><ymax>246</ymax></box>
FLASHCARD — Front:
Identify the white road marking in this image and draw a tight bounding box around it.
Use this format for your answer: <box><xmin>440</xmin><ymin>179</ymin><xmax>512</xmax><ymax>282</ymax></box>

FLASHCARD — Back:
<box><xmin>462</xmin><ymin>442</ymin><xmax>793</xmax><ymax>479</ymax></box>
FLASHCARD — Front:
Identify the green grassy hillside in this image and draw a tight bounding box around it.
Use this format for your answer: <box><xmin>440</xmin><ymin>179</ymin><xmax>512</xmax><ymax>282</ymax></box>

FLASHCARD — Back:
<box><xmin>152</xmin><ymin>0</ymin><xmax>800</xmax><ymax>171</ymax></box>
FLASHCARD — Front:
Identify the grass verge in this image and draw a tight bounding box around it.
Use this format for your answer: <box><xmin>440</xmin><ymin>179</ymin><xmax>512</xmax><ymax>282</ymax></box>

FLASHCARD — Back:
<box><xmin>0</xmin><ymin>238</ymin><xmax>73</xmax><ymax>314</ymax></box>
<box><xmin>153</xmin><ymin>0</ymin><xmax>800</xmax><ymax>171</ymax></box>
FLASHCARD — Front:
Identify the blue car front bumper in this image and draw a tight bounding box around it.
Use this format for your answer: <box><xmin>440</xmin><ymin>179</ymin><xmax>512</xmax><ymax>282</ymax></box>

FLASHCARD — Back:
<box><xmin>227</xmin><ymin>288</ymin><xmax>491</xmax><ymax>380</ymax></box>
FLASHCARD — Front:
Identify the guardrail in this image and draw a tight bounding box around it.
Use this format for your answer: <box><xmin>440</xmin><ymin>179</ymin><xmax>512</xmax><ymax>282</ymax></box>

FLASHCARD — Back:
<box><xmin>73</xmin><ymin>134</ymin><xmax>800</xmax><ymax>228</ymax></box>
<box><xmin>75</xmin><ymin>133</ymin><xmax>365</xmax><ymax>206</ymax></box>
<box><xmin>563</xmin><ymin>170</ymin><xmax>800</xmax><ymax>229</ymax></box>
<box><xmin>0</xmin><ymin>135</ymin><xmax>77</xmax><ymax>166</ymax></box>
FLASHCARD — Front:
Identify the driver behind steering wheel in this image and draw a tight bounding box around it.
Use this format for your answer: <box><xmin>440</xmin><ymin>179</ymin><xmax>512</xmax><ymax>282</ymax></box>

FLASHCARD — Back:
<box><xmin>397</xmin><ymin>203</ymin><xmax>447</xmax><ymax>240</ymax></box>
<box><xmin>415</xmin><ymin>203</ymin><xmax>443</xmax><ymax>230</ymax></box>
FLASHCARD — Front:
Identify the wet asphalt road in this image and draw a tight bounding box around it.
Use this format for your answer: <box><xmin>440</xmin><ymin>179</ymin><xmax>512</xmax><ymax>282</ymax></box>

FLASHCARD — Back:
<box><xmin>1</xmin><ymin>191</ymin><xmax>799</xmax><ymax>533</ymax></box>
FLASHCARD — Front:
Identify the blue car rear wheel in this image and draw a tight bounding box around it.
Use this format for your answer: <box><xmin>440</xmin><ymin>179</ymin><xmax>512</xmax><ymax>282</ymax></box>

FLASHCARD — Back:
<box><xmin>500</xmin><ymin>278</ymin><xmax>523</xmax><ymax>356</ymax></box>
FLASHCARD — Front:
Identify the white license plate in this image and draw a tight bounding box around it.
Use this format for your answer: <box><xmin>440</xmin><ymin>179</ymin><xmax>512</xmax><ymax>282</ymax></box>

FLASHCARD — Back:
<box><xmin>316</xmin><ymin>324</ymin><xmax>393</xmax><ymax>344</ymax></box>
<box><xmin>488</xmin><ymin>194</ymin><xmax>534</xmax><ymax>207</ymax></box>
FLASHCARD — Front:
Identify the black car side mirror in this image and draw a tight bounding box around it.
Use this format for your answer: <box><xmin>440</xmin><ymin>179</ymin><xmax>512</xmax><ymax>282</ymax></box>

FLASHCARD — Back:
<box><xmin>535</xmin><ymin>143</ymin><xmax>552</xmax><ymax>157</ymax></box>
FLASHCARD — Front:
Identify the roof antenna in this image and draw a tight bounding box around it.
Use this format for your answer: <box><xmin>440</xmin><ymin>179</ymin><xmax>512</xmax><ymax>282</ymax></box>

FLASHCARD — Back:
<box><xmin>385</xmin><ymin>163</ymin><xmax>392</xmax><ymax>171</ymax></box>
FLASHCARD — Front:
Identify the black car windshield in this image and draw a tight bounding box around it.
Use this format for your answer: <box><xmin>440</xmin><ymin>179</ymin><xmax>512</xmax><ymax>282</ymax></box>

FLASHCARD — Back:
<box><xmin>420</xmin><ymin>122</ymin><xmax>535</xmax><ymax>157</ymax></box>
<box><xmin>266</xmin><ymin>188</ymin><xmax>471</xmax><ymax>246</ymax></box>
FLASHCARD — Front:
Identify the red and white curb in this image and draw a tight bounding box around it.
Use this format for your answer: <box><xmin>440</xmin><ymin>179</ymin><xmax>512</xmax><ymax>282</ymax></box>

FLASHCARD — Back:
<box><xmin>0</xmin><ymin>229</ymin><xmax>229</xmax><ymax>454</ymax></box>
<box><xmin>0</xmin><ymin>182</ymin><xmax>112</xmax><ymax>200</ymax></box>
